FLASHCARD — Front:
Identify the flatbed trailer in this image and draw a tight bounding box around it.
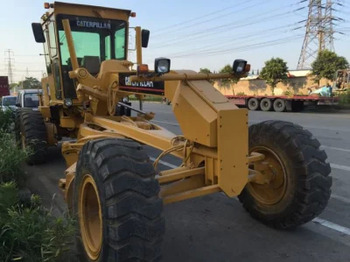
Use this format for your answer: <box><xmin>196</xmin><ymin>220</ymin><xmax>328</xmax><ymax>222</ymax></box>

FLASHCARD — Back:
<box><xmin>226</xmin><ymin>95</ymin><xmax>339</xmax><ymax>112</ymax></box>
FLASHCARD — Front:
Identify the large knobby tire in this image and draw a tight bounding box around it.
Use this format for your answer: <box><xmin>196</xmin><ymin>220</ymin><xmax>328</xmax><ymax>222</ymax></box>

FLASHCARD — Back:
<box><xmin>273</xmin><ymin>99</ymin><xmax>286</xmax><ymax>112</ymax></box>
<box><xmin>247</xmin><ymin>98</ymin><xmax>260</xmax><ymax>111</ymax></box>
<box><xmin>239</xmin><ymin>120</ymin><xmax>332</xmax><ymax>229</ymax></box>
<box><xmin>74</xmin><ymin>138</ymin><xmax>164</xmax><ymax>262</ymax></box>
<box><xmin>17</xmin><ymin>108</ymin><xmax>48</xmax><ymax>165</ymax></box>
<box><xmin>260</xmin><ymin>98</ymin><xmax>272</xmax><ymax>111</ymax></box>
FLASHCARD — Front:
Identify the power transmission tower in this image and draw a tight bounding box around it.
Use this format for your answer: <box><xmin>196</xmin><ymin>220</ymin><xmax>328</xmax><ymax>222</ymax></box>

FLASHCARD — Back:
<box><xmin>323</xmin><ymin>0</ymin><xmax>335</xmax><ymax>52</ymax></box>
<box><xmin>4</xmin><ymin>49</ymin><xmax>15</xmax><ymax>84</ymax></box>
<box><xmin>297</xmin><ymin>0</ymin><xmax>337</xmax><ymax>69</ymax></box>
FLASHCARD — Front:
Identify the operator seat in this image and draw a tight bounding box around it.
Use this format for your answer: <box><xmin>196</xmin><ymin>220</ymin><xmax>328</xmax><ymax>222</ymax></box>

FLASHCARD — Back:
<box><xmin>81</xmin><ymin>56</ymin><xmax>101</xmax><ymax>75</ymax></box>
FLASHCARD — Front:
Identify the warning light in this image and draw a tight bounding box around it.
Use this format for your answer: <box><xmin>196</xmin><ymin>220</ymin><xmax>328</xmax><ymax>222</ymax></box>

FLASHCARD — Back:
<box><xmin>130</xmin><ymin>12</ymin><xmax>136</xmax><ymax>18</ymax></box>
<box><xmin>137</xmin><ymin>64</ymin><xmax>149</xmax><ymax>74</ymax></box>
<box><xmin>44</xmin><ymin>2</ymin><xmax>54</xmax><ymax>9</ymax></box>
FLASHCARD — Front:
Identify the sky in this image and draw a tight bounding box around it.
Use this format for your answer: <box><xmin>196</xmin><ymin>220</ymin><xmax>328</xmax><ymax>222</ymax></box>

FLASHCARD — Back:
<box><xmin>0</xmin><ymin>0</ymin><xmax>349</xmax><ymax>83</ymax></box>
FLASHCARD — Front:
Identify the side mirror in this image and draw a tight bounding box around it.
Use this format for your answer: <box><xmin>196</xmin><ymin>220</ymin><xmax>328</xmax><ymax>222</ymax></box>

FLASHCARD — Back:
<box><xmin>32</xmin><ymin>23</ymin><xmax>45</xmax><ymax>43</ymax></box>
<box><xmin>141</xmin><ymin>29</ymin><xmax>150</xmax><ymax>48</ymax></box>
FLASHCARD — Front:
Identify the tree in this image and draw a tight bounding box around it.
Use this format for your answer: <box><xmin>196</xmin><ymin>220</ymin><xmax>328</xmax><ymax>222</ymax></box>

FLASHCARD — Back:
<box><xmin>218</xmin><ymin>64</ymin><xmax>238</xmax><ymax>86</ymax></box>
<box><xmin>199</xmin><ymin>68</ymin><xmax>214</xmax><ymax>84</ymax></box>
<box><xmin>311</xmin><ymin>50</ymin><xmax>349</xmax><ymax>83</ymax></box>
<box><xmin>9</xmin><ymin>83</ymin><xmax>18</xmax><ymax>90</ymax></box>
<box><xmin>18</xmin><ymin>77</ymin><xmax>41</xmax><ymax>89</ymax></box>
<box><xmin>259</xmin><ymin>57</ymin><xmax>288</xmax><ymax>95</ymax></box>
<box><xmin>199</xmin><ymin>68</ymin><xmax>211</xmax><ymax>74</ymax></box>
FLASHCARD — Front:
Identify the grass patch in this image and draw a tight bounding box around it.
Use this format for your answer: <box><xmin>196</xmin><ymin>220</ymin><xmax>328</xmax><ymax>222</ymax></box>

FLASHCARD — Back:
<box><xmin>0</xmin><ymin>109</ymin><xmax>14</xmax><ymax>132</ymax></box>
<box><xmin>0</xmin><ymin>182</ymin><xmax>76</xmax><ymax>262</ymax></box>
<box><xmin>0</xmin><ymin>132</ymin><xmax>28</xmax><ymax>185</ymax></box>
<box><xmin>338</xmin><ymin>90</ymin><xmax>350</xmax><ymax>106</ymax></box>
<box><xmin>0</xmin><ymin>112</ymin><xmax>76</xmax><ymax>261</ymax></box>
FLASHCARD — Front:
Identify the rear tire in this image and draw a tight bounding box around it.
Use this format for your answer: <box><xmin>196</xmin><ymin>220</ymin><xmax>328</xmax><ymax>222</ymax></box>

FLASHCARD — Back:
<box><xmin>74</xmin><ymin>138</ymin><xmax>164</xmax><ymax>262</ymax></box>
<box><xmin>247</xmin><ymin>98</ymin><xmax>259</xmax><ymax>111</ymax></box>
<box><xmin>239</xmin><ymin>121</ymin><xmax>332</xmax><ymax>229</ymax></box>
<box><xmin>16</xmin><ymin>108</ymin><xmax>47</xmax><ymax>165</ymax></box>
<box><xmin>260</xmin><ymin>98</ymin><xmax>272</xmax><ymax>111</ymax></box>
<box><xmin>273</xmin><ymin>99</ymin><xmax>286</xmax><ymax>112</ymax></box>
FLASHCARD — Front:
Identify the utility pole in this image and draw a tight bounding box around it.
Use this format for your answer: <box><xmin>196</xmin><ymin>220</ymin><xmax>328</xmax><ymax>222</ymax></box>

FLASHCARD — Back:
<box><xmin>297</xmin><ymin>0</ymin><xmax>338</xmax><ymax>69</ymax></box>
<box><xmin>4</xmin><ymin>49</ymin><xmax>15</xmax><ymax>84</ymax></box>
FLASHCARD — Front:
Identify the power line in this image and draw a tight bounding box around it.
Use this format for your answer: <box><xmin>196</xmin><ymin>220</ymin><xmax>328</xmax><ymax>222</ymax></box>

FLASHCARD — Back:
<box><xmin>152</xmin><ymin>0</ymin><xmax>256</xmax><ymax>36</ymax></box>
<box><xmin>164</xmin><ymin>22</ymin><xmax>300</xmax><ymax>58</ymax></box>
<box><xmin>152</xmin><ymin>1</ymin><xmax>298</xmax><ymax>47</ymax></box>
<box><xmin>169</xmin><ymin>34</ymin><xmax>304</xmax><ymax>59</ymax></box>
<box><xmin>152</xmin><ymin>8</ymin><xmax>297</xmax><ymax>50</ymax></box>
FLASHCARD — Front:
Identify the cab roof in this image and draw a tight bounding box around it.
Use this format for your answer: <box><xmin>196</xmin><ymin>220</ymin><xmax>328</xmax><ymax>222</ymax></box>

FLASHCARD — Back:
<box><xmin>45</xmin><ymin>2</ymin><xmax>132</xmax><ymax>22</ymax></box>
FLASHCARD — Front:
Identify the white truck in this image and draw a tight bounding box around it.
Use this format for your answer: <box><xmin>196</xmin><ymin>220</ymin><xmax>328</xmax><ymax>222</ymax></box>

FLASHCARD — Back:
<box><xmin>15</xmin><ymin>89</ymin><xmax>41</xmax><ymax>109</ymax></box>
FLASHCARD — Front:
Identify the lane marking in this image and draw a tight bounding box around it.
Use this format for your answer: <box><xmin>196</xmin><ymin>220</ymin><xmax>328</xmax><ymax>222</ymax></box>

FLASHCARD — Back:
<box><xmin>153</xmin><ymin>119</ymin><xmax>350</xmax><ymax>134</ymax></box>
<box><xmin>321</xmin><ymin>145</ymin><xmax>350</xmax><ymax>153</ymax></box>
<box><xmin>331</xmin><ymin>194</ymin><xmax>350</xmax><ymax>205</ymax></box>
<box><xmin>331</xmin><ymin>163</ymin><xmax>350</xmax><ymax>172</ymax></box>
<box><xmin>152</xmin><ymin>120</ymin><xmax>179</xmax><ymax>126</ymax></box>
<box><xmin>149</xmin><ymin>157</ymin><xmax>178</xmax><ymax>169</ymax></box>
<box><xmin>313</xmin><ymin>217</ymin><xmax>350</xmax><ymax>236</ymax></box>
<box><xmin>151</xmin><ymin>157</ymin><xmax>350</xmax><ymax>236</ymax></box>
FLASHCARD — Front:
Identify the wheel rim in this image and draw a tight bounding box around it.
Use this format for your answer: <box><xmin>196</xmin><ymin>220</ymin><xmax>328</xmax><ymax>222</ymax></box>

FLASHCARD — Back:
<box><xmin>261</xmin><ymin>99</ymin><xmax>271</xmax><ymax>110</ymax></box>
<box><xmin>79</xmin><ymin>174</ymin><xmax>103</xmax><ymax>260</ymax></box>
<box><xmin>249</xmin><ymin>99</ymin><xmax>258</xmax><ymax>109</ymax></box>
<box><xmin>275</xmin><ymin>100</ymin><xmax>285</xmax><ymax>110</ymax></box>
<box><xmin>247</xmin><ymin>146</ymin><xmax>287</xmax><ymax>205</ymax></box>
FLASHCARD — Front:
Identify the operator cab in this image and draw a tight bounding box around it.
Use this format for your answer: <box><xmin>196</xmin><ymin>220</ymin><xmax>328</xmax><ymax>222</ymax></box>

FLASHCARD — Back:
<box><xmin>32</xmin><ymin>2</ymin><xmax>134</xmax><ymax>101</ymax></box>
<box><xmin>55</xmin><ymin>15</ymin><xmax>127</xmax><ymax>99</ymax></box>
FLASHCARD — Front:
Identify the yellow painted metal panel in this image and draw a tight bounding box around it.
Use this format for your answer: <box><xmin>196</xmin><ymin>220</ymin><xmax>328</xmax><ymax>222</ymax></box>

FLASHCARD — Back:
<box><xmin>217</xmin><ymin>109</ymin><xmax>249</xmax><ymax>197</ymax></box>
<box><xmin>173</xmin><ymin>83</ymin><xmax>217</xmax><ymax>147</ymax></box>
<box><xmin>53</xmin><ymin>2</ymin><xmax>131</xmax><ymax>21</ymax></box>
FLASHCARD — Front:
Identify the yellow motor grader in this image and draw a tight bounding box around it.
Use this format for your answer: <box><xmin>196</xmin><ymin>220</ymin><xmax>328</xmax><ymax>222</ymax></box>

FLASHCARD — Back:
<box><xmin>20</xmin><ymin>2</ymin><xmax>332</xmax><ymax>261</ymax></box>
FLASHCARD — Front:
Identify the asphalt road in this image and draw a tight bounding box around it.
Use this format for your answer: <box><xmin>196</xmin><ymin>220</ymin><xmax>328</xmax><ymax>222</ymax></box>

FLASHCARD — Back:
<box><xmin>24</xmin><ymin>103</ymin><xmax>350</xmax><ymax>262</ymax></box>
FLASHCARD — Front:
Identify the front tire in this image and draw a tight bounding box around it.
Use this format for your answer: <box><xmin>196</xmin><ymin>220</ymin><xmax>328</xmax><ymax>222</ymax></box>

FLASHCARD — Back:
<box><xmin>74</xmin><ymin>138</ymin><xmax>164</xmax><ymax>261</ymax></box>
<box><xmin>239</xmin><ymin>121</ymin><xmax>332</xmax><ymax>229</ymax></box>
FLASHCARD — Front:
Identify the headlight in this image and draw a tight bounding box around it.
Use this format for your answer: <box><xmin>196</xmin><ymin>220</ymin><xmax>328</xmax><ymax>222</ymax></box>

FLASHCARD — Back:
<box><xmin>64</xmin><ymin>98</ymin><xmax>73</xmax><ymax>107</ymax></box>
<box><xmin>232</xmin><ymin>59</ymin><xmax>248</xmax><ymax>74</ymax></box>
<box><xmin>155</xmin><ymin>58</ymin><xmax>171</xmax><ymax>74</ymax></box>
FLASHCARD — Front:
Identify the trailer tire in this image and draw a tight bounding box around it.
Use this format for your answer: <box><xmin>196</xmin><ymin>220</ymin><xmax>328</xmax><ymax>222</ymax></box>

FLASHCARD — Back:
<box><xmin>239</xmin><ymin>121</ymin><xmax>332</xmax><ymax>229</ymax></box>
<box><xmin>292</xmin><ymin>101</ymin><xmax>304</xmax><ymax>112</ymax></box>
<box><xmin>273</xmin><ymin>99</ymin><xmax>286</xmax><ymax>112</ymax></box>
<box><xmin>16</xmin><ymin>108</ymin><xmax>48</xmax><ymax>165</ymax></box>
<box><xmin>260</xmin><ymin>98</ymin><xmax>272</xmax><ymax>111</ymax></box>
<box><xmin>247</xmin><ymin>98</ymin><xmax>259</xmax><ymax>111</ymax></box>
<box><xmin>74</xmin><ymin>138</ymin><xmax>164</xmax><ymax>262</ymax></box>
